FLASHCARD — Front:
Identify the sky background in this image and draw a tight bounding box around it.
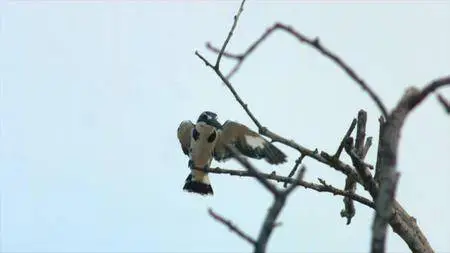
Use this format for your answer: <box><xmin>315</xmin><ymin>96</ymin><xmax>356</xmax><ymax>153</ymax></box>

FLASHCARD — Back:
<box><xmin>1</xmin><ymin>1</ymin><xmax>449</xmax><ymax>252</ymax></box>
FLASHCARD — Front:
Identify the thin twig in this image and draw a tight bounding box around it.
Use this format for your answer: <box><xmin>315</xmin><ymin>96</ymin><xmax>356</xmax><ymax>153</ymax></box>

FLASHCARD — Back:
<box><xmin>208</xmin><ymin>208</ymin><xmax>256</xmax><ymax>246</ymax></box>
<box><xmin>341</xmin><ymin>176</ymin><xmax>357</xmax><ymax>225</ymax></box>
<box><xmin>334</xmin><ymin>118</ymin><xmax>357</xmax><ymax>159</ymax></box>
<box><xmin>341</xmin><ymin>137</ymin><xmax>358</xmax><ymax>225</ymax></box>
<box><xmin>284</xmin><ymin>154</ymin><xmax>306</xmax><ymax>188</ymax></box>
<box><xmin>374</xmin><ymin>116</ymin><xmax>385</xmax><ymax>183</ymax></box>
<box><xmin>195</xmin><ymin>50</ymin><xmax>264</xmax><ymax>130</ymax></box>
<box><xmin>285</xmin><ymin>166</ymin><xmax>306</xmax><ymax>195</ymax></box>
<box><xmin>206</xmin><ymin>42</ymin><xmax>244</xmax><ymax>79</ymax></box>
<box><xmin>194</xmin><ymin>167</ymin><xmax>374</xmax><ymax>209</ymax></box>
<box><xmin>225</xmin><ymin>145</ymin><xmax>279</xmax><ymax>196</ymax></box>
<box><xmin>344</xmin><ymin>141</ymin><xmax>378</xmax><ymax>198</ymax></box>
<box><xmin>319</xmin><ymin>152</ymin><xmax>360</xmax><ymax>186</ymax></box>
<box><xmin>436</xmin><ymin>93</ymin><xmax>450</xmax><ymax>114</ymax></box>
<box><xmin>362</xmin><ymin>137</ymin><xmax>373</xmax><ymax>160</ymax></box>
<box><xmin>206</xmin><ymin>23</ymin><xmax>389</xmax><ymax>118</ymax></box>
<box><xmin>215</xmin><ymin>0</ymin><xmax>246</xmax><ymax>68</ymax></box>
<box><xmin>407</xmin><ymin>75</ymin><xmax>450</xmax><ymax>111</ymax></box>
<box><xmin>341</xmin><ymin>110</ymin><xmax>367</xmax><ymax>225</ymax></box>
<box><xmin>355</xmin><ymin>110</ymin><xmax>367</xmax><ymax>157</ymax></box>
<box><xmin>195</xmin><ymin>51</ymin><xmax>215</xmax><ymax>69</ymax></box>
<box><xmin>207</xmin><ymin>42</ymin><xmax>241</xmax><ymax>59</ymax></box>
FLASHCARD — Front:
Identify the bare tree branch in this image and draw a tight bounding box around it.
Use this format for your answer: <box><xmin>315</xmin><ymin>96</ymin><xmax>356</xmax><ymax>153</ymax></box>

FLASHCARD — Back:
<box><xmin>285</xmin><ymin>167</ymin><xmax>306</xmax><ymax>195</ymax></box>
<box><xmin>341</xmin><ymin>110</ymin><xmax>374</xmax><ymax>225</ymax></box>
<box><xmin>195</xmin><ymin>2</ymin><xmax>442</xmax><ymax>252</ymax></box>
<box><xmin>195</xmin><ymin>50</ymin><xmax>264</xmax><ymax>130</ymax></box>
<box><xmin>195</xmin><ymin>51</ymin><xmax>215</xmax><ymax>69</ymax></box>
<box><xmin>206</xmin><ymin>42</ymin><xmax>245</xmax><ymax>79</ymax></box>
<box><xmin>370</xmin><ymin>76</ymin><xmax>450</xmax><ymax>253</ymax></box>
<box><xmin>254</xmin><ymin>167</ymin><xmax>305</xmax><ymax>253</ymax></box>
<box><xmin>407</xmin><ymin>75</ymin><xmax>450</xmax><ymax>111</ymax></box>
<box><xmin>341</xmin><ymin>176</ymin><xmax>357</xmax><ymax>225</ymax></box>
<box><xmin>334</xmin><ymin>117</ymin><xmax>359</xmax><ymax>225</ymax></box>
<box><xmin>374</xmin><ymin>116</ymin><xmax>385</xmax><ymax>183</ymax></box>
<box><xmin>206</xmin><ymin>23</ymin><xmax>389</xmax><ymax>118</ymax></box>
<box><xmin>344</xmin><ymin>139</ymin><xmax>378</xmax><ymax>198</ymax></box>
<box><xmin>371</xmin><ymin>172</ymin><xmax>400</xmax><ymax>253</ymax></box>
<box><xmin>200</xmin><ymin>40</ymin><xmax>365</xmax><ymax>185</ymax></box>
<box><xmin>436</xmin><ymin>93</ymin><xmax>450</xmax><ymax>114</ymax></box>
<box><xmin>215</xmin><ymin>0</ymin><xmax>246</xmax><ymax>68</ymax></box>
<box><xmin>225</xmin><ymin>145</ymin><xmax>279</xmax><ymax>196</ymax></box>
<box><xmin>390</xmin><ymin>201</ymin><xmax>433</xmax><ymax>253</ymax></box>
<box><xmin>362</xmin><ymin>137</ymin><xmax>373</xmax><ymax>159</ymax></box>
<box><xmin>208</xmin><ymin>208</ymin><xmax>256</xmax><ymax>246</ymax></box>
<box><xmin>197</xmin><ymin>46</ymin><xmax>364</xmax><ymax>185</ymax></box>
<box><xmin>194</xmin><ymin>167</ymin><xmax>375</xmax><ymax>209</ymax></box>
<box><xmin>355</xmin><ymin>110</ymin><xmax>367</xmax><ymax>157</ymax></box>
<box><xmin>320</xmin><ymin>152</ymin><xmax>360</xmax><ymax>180</ymax></box>
<box><xmin>284</xmin><ymin>154</ymin><xmax>306</xmax><ymax>188</ymax></box>
<box><xmin>223</xmin><ymin>140</ymin><xmax>307</xmax><ymax>252</ymax></box>
<box><xmin>334</xmin><ymin>118</ymin><xmax>357</xmax><ymax>159</ymax></box>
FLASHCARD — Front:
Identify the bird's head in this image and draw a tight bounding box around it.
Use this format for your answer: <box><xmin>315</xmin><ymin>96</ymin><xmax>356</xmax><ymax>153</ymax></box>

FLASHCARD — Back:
<box><xmin>197</xmin><ymin>111</ymin><xmax>222</xmax><ymax>129</ymax></box>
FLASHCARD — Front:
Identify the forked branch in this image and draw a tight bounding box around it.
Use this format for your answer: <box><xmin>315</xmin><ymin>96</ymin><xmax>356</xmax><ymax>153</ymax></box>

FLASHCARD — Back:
<box><xmin>206</xmin><ymin>23</ymin><xmax>389</xmax><ymax>118</ymax></box>
<box><xmin>223</xmin><ymin>145</ymin><xmax>306</xmax><ymax>253</ymax></box>
<box><xmin>208</xmin><ymin>208</ymin><xmax>256</xmax><ymax>246</ymax></box>
<box><xmin>194</xmin><ymin>167</ymin><xmax>375</xmax><ymax>209</ymax></box>
<box><xmin>437</xmin><ymin>93</ymin><xmax>450</xmax><ymax>113</ymax></box>
<box><xmin>194</xmin><ymin>0</ymin><xmax>445</xmax><ymax>253</ymax></box>
<box><xmin>370</xmin><ymin>77</ymin><xmax>450</xmax><ymax>253</ymax></box>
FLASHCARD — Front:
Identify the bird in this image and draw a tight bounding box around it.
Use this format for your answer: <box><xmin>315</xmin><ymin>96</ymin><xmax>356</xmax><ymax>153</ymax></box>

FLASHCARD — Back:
<box><xmin>177</xmin><ymin>111</ymin><xmax>287</xmax><ymax>196</ymax></box>
<box><xmin>177</xmin><ymin>118</ymin><xmax>219</xmax><ymax>195</ymax></box>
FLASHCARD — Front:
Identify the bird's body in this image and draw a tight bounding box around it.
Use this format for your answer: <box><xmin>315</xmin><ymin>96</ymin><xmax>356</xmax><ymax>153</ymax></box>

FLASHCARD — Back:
<box><xmin>189</xmin><ymin>122</ymin><xmax>217</xmax><ymax>168</ymax></box>
<box><xmin>177</xmin><ymin>120</ymin><xmax>217</xmax><ymax>195</ymax></box>
<box><xmin>177</xmin><ymin>111</ymin><xmax>287</xmax><ymax>196</ymax></box>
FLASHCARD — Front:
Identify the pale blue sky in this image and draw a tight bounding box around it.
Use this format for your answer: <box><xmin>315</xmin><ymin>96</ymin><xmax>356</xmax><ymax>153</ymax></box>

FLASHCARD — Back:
<box><xmin>1</xmin><ymin>1</ymin><xmax>449</xmax><ymax>252</ymax></box>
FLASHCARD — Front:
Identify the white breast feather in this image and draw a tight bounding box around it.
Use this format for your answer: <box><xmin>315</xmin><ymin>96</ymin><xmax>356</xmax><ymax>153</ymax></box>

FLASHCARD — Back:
<box><xmin>245</xmin><ymin>135</ymin><xmax>266</xmax><ymax>149</ymax></box>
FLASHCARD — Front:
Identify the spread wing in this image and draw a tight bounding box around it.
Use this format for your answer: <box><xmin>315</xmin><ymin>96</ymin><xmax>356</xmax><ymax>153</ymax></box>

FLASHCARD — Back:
<box><xmin>177</xmin><ymin>120</ymin><xmax>194</xmax><ymax>155</ymax></box>
<box><xmin>213</xmin><ymin>121</ymin><xmax>287</xmax><ymax>164</ymax></box>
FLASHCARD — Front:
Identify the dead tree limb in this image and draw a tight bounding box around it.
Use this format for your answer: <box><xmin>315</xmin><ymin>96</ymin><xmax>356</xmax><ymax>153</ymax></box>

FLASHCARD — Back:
<box><xmin>370</xmin><ymin>77</ymin><xmax>450</xmax><ymax>253</ymax></box>
<box><xmin>224</xmin><ymin>145</ymin><xmax>306</xmax><ymax>253</ymax></box>
<box><xmin>194</xmin><ymin>1</ymin><xmax>448</xmax><ymax>252</ymax></box>
<box><xmin>205</xmin><ymin>23</ymin><xmax>389</xmax><ymax>118</ymax></box>
<box><xmin>195</xmin><ymin>167</ymin><xmax>375</xmax><ymax>209</ymax></box>
<box><xmin>436</xmin><ymin>93</ymin><xmax>450</xmax><ymax>113</ymax></box>
<box><xmin>284</xmin><ymin>154</ymin><xmax>306</xmax><ymax>188</ymax></box>
<box><xmin>208</xmin><ymin>208</ymin><xmax>256</xmax><ymax>246</ymax></box>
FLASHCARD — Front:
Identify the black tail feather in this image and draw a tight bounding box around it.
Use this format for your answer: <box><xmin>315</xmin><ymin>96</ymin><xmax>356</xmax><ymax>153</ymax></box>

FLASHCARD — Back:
<box><xmin>236</xmin><ymin>139</ymin><xmax>287</xmax><ymax>165</ymax></box>
<box><xmin>263</xmin><ymin>142</ymin><xmax>287</xmax><ymax>164</ymax></box>
<box><xmin>183</xmin><ymin>174</ymin><xmax>214</xmax><ymax>195</ymax></box>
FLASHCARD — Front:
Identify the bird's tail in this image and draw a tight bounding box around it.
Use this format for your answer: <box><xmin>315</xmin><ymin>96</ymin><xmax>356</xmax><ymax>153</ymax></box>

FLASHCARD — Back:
<box><xmin>263</xmin><ymin>142</ymin><xmax>287</xmax><ymax>165</ymax></box>
<box><xmin>183</xmin><ymin>171</ymin><xmax>214</xmax><ymax>196</ymax></box>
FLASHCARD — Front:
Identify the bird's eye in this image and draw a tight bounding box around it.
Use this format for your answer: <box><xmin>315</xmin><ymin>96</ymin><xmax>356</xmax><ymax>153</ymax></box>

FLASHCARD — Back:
<box><xmin>207</xmin><ymin>131</ymin><xmax>216</xmax><ymax>143</ymax></box>
<box><xmin>192</xmin><ymin>128</ymin><xmax>200</xmax><ymax>141</ymax></box>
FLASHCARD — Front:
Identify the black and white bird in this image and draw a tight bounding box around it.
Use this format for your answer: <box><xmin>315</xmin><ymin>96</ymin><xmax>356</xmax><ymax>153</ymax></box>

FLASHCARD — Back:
<box><xmin>177</xmin><ymin>118</ymin><xmax>218</xmax><ymax>195</ymax></box>
<box><xmin>177</xmin><ymin>111</ymin><xmax>287</xmax><ymax>196</ymax></box>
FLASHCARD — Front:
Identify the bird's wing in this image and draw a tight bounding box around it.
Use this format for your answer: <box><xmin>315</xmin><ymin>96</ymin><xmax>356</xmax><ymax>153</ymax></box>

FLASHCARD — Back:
<box><xmin>177</xmin><ymin>120</ymin><xmax>194</xmax><ymax>156</ymax></box>
<box><xmin>213</xmin><ymin>120</ymin><xmax>287</xmax><ymax>164</ymax></box>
